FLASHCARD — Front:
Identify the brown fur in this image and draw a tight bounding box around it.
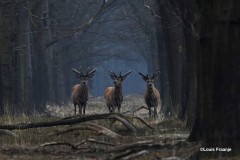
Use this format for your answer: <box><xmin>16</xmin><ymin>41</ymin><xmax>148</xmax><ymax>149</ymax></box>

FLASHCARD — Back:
<box><xmin>104</xmin><ymin>85</ymin><xmax>123</xmax><ymax>113</ymax></box>
<box><xmin>144</xmin><ymin>87</ymin><xmax>160</xmax><ymax>119</ymax></box>
<box><xmin>104</xmin><ymin>70</ymin><xmax>131</xmax><ymax>113</ymax></box>
<box><xmin>139</xmin><ymin>71</ymin><xmax>161</xmax><ymax>119</ymax></box>
<box><xmin>71</xmin><ymin>84</ymin><xmax>89</xmax><ymax>115</ymax></box>
<box><xmin>71</xmin><ymin>67</ymin><xmax>96</xmax><ymax>115</ymax></box>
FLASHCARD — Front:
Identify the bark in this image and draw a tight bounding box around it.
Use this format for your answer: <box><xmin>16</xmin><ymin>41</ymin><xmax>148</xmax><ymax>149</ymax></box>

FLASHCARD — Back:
<box><xmin>0</xmin><ymin>3</ymin><xmax>16</xmax><ymax>114</ymax></box>
<box><xmin>189</xmin><ymin>0</ymin><xmax>240</xmax><ymax>150</ymax></box>
<box><xmin>31</xmin><ymin>0</ymin><xmax>50</xmax><ymax>112</ymax></box>
<box><xmin>177</xmin><ymin>0</ymin><xmax>198</xmax><ymax>128</ymax></box>
<box><xmin>52</xmin><ymin>122</ymin><xmax>122</xmax><ymax>139</ymax></box>
<box><xmin>157</xmin><ymin>0</ymin><xmax>186</xmax><ymax>118</ymax></box>
<box><xmin>156</xmin><ymin>2</ymin><xmax>173</xmax><ymax>116</ymax></box>
<box><xmin>0</xmin><ymin>63</ymin><xmax>3</xmax><ymax>115</ymax></box>
<box><xmin>18</xmin><ymin>1</ymin><xmax>34</xmax><ymax>113</ymax></box>
<box><xmin>0</xmin><ymin>113</ymin><xmax>137</xmax><ymax>132</ymax></box>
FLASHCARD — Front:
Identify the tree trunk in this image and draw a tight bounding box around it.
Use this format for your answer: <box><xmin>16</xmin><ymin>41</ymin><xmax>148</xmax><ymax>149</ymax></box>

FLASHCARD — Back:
<box><xmin>177</xmin><ymin>0</ymin><xmax>198</xmax><ymax>128</ymax></box>
<box><xmin>157</xmin><ymin>0</ymin><xmax>186</xmax><ymax>118</ymax></box>
<box><xmin>18</xmin><ymin>2</ymin><xmax>34</xmax><ymax>113</ymax></box>
<box><xmin>0</xmin><ymin>3</ymin><xmax>16</xmax><ymax>114</ymax></box>
<box><xmin>42</xmin><ymin>0</ymin><xmax>57</xmax><ymax>103</ymax></box>
<box><xmin>155</xmin><ymin>6</ymin><xmax>173</xmax><ymax>116</ymax></box>
<box><xmin>0</xmin><ymin>60</ymin><xmax>3</xmax><ymax>115</ymax></box>
<box><xmin>189</xmin><ymin>0</ymin><xmax>240</xmax><ymax>150</ymax></box>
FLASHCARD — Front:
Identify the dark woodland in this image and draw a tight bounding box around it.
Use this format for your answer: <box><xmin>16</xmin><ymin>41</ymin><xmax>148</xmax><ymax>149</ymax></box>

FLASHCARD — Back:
<box><xmin>0</xmin><ymin>0</ymin><xmax>239</xmax><ymax>159</ymax></box>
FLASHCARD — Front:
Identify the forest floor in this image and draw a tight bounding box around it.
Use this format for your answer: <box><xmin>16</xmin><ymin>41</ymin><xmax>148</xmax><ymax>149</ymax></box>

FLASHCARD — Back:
<box><xmin>0</xmin><ymin>95</ymin><xmax>215</xmax><ymax>159</ymax></box>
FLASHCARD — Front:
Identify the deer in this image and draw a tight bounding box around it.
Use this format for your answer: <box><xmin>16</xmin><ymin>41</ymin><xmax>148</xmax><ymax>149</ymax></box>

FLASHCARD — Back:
<box><xmin>104</xmin><ymin>70</ymin><xmax>132</xmax><ymax>113</ymax></box>
<box><xmin>71</xmin><ymin>66</ymin><xmax>96</xmax><ymax>115</ymax></box>
<box><xmin>139</xmin><ymin>71</ymin><xmax>160</xmax><ymax>119</ymax></box>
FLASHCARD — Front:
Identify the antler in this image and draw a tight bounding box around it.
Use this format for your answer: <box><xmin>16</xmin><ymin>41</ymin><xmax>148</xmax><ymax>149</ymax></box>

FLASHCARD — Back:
<box><xmin>72</xmin><ymin>66</ymin><xmax>83</xmax><ymax>78</ymax></box>
<box><xmin>122</xmin><ymin>70</ymin><xmax>132</xmax><ymax>77</ymax></box>
<box><xmin>138</xmin><ymin>72</ymin><xmax>148</xmax><ymax>81</ymax></box>
<box><xmin>119</xmin><ymin>71</ymin><xmax>122</xmax><ymax>77</ymax></box>
<box><xmin>152</xmin><ymin>71</ymin><xmax>160</xmax><ymax>79</ymax></box>
<box><xmin>121</xmin><ymin>70</ymin><xmax>132</xmax><ymax>80</ymax></box>
<box><xmin>87</xmin><ymin>68</ymin><xmax>97</xmax><ymax>78</ymax></box>
<box><xmin>108</xmin><ymin>69</ymin><xmax>118</xmax><ymax>80</ymax></box>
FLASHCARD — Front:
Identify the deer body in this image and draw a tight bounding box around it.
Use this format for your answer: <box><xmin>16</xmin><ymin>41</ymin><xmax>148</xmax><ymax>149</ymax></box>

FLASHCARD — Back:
<box><xmin>71</xmin><ymin>67</ymin><xmax>96</xmax><ymax>115</ymax></box>
<box><xmin>71</xmin><ymin>84</ymin><xmax>88</xmax><ymax>114</ymax></box>
<box><xmin>144</xmin><ymin>86</ymin><xmax>160</xmax><ymax>118</ymax></box>
<box><xmin>104</xmin><ymin>70</ymin><xmax>132</xmax><ymax>113</ymax></box>
<box><xmin>139</xmin><ymin>71</ymin><xmax>160</xmax><ymax>119</ymax></box>
<box><xmin>104</xmin><ymin>86</ymin><xmax>123</xmax><ymax>113</ymax></box>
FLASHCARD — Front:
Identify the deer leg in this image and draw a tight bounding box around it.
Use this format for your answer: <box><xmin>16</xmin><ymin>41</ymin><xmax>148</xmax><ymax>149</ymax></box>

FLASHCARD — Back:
<box><xmin>107</xmin><ymin>104</ymin><xmax>112</xmax><ymax>113</ymax></box>
<box><xmin>74</xmin><ymin>104</ymin><xmax>77</xmax><ymax>115</ymax></box>
<box><xmin>79</xmin><ymin>104</ymin><xmax>82</xmax><ymax>115</ymax></box>
<box><xmin>83</xmin><ymin>103</ymin><xmax>86</xmax><ymax>115</ymax></box>
<box><xmin>118</xmin><ymin>105</ymin><xmax>121</xmax><ymax>113</ymax></box>
<box><xmin>154</xmin><ymin>106</ymin><xmax>157</xmax><ymax>119</ymax></box>
<box><xmin>148</xmin><ymin>106</ymin><xmax>152</xmax><ymax>118</ymax></box>
<box><xmin>112</xmin><ymin>105</ymin><xmax>116</xmax><ymax>113</ymax></box>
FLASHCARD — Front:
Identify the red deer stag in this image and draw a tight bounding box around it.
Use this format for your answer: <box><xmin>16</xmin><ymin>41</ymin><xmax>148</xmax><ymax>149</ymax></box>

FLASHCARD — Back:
<box><xmin>139</xmin><ymin>71</ymin><xmax>160</xmax><ymax>119</ymax></box>
<box><xmin>71</xmin><ymin>67</ymin><xmax>96</xmax><ymax>115</ymax></box>
<box><xmin>104</xmin><ymin>70</ymin><xmax>132</xmax><ymax>113</ymax></box>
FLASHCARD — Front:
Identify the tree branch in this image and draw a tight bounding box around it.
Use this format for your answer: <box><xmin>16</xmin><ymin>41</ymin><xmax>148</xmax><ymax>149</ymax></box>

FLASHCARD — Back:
<box><xmin>46</xmin><ymin>0</ymin><xmax>108</xmax><ymax>48</ymax></box>
<box><xmin>133</xmin><ymin>116</ymin><xmax>154</xmax><ymax>130</ymax></box>
<box><xmin>0</xmin><ymin>113</ymin><xmax>137</xmax><ymax>132</ymax></box>
<box><xmin>40</xmin><ymin>142</ymin><xmax>78</xmax><ymax>150</ymax></box>
<box><xmin>75</xmin><ymin>138</ymin><xmax>116</xmax><ymax>147</ymax></box>
<box><xmin>144</xmin><ymin>4</ymin><xmax>161</xmax><ymax>19</ymax></box>
<box><xmin>51</xmin><ymin>122</ymin><xmax>122</xmax><ymax>139</ymax></box>
<box><xmin>120</xmin><ymin>150</ymin><xmax>149</xmax><ymax>160</ymax></box>
<box><xmin>0</xmin><ymin>129</ymin><xmax>18</xmax><ymax>138</ymax></box>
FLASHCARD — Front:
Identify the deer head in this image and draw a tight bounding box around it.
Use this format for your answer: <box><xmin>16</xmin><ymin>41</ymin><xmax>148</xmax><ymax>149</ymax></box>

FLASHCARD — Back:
<box><xmin>139</xmin><ymin>71</ymin><xmax>160</xmax><ymax>89</ymax></box>
<box><xmin>72</xmin><ymin>66</ymin><xmax>96</xmax><ymax>86</ymax></box>
<box><xmin>108</xmin><ymin>70</ymin><xmax>132</xmax><ymax>88</ymax></box>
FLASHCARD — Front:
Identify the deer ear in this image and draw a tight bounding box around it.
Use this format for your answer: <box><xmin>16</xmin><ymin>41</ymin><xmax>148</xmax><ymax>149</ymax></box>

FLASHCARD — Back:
<box><xmin>138</xmin><ymin>72</ymin><xmax>148</xmax><ymax>81</ymax></box>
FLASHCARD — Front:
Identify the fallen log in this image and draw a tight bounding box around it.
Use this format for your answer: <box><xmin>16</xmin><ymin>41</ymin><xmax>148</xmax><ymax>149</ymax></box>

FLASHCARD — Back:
<box><xmin>52</xmin><ymin>122</ymin><xmax>122</xmax><ymax>139</ymax></box>
<box><xmin>133</xmin><ymin>116</ymin><xmax>154</xmax><ymax>130</ymax></box>
<box><xmin>0</xmin><ymin>113</ymin><xmax>137</xmax><ymax>132</ymax></box>
<box><xmin>40</xmin><ymin>142</ymin><xmax>78</xmax><ymax>150</ymax></box>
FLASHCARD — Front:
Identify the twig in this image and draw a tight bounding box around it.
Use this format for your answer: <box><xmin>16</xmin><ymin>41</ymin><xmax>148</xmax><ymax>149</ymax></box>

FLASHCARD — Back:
<box><xmin>135</xmin><ymin>106</ymin><xmax>148</xmax><ymax>111</ymax></box>
<box><xmin>123</xmin><ymin>106</ymin><xmax>154</xmax><ymax>115</ymax></box>
<box><xmin>121</xmin><ymin>150</ymin><xmax>149</xmax><ymax>160</ymax></box>
<box><xmin>40</xmin><ymin>142</ymin><xmax>78</xmax><ymax>150</ymax></box>
<box><xmin>75</xmin><ymin>138</ymin><xmax>116</xmax><ymax>147</ymax></box>
<box><xmin>144</xmin><ymin>4</ymin><xmax>161</xmax><ymax>19</ymax></box>
<box><xmin>46</xmin><ymin>0</ymin><xmax>108</xmax><ymax>48</ymax></box>
<box><xmin>133</xmin><ymin>106</ymin><xmax>150</xmax><ymax>113</ymax></box>
<box><xmin>133</xmin><ymin>116</ymin><xmax>154</xmax><ymax>130</ymax></box>
<box><xmin>52</xmin><ymin>122</ymin><xmax>122</xmax><ymax>139</ymax></box>
<box><xmin>109</xmin><ymin>115</ymin><xmax>137</xmax><ymax>132</ymax></box>
<box><xmin>0</xmin><ymin>129</ymin><xmax>18</xmax><ymax>138</ymax></box>
<box><xmin>110</xmin><ymin>149</ymin><xmax>133</xmax><ymax>160</ymax></box>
